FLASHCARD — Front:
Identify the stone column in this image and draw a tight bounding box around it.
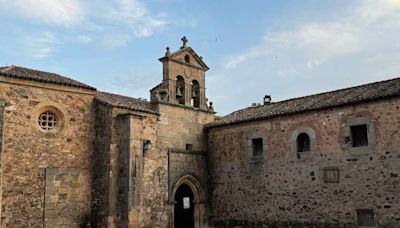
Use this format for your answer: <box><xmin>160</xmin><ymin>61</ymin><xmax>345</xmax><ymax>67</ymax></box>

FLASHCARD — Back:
<box><xmin>166</xmin><ymin>79</ymin><xmax>176</xmax><ymax>104</ymax></box>
<box><xmin>0</xmin><ymin>97</ymin><xmax>4</xmax><ymax>222</ymax></box>
<box><xmin>185</xmin><ymin>84</ymin><xmax>191</xmax><ymax>106</ymax></box>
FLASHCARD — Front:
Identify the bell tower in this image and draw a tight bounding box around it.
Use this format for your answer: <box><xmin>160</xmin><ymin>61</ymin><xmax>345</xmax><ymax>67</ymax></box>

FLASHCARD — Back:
<box><xmin>150</xmin><ymin>36</ymin><xmax>212</xmax><ymax>111</ymax></box>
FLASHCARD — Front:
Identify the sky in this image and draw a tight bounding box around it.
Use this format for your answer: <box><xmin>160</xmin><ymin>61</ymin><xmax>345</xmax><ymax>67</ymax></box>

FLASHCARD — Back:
<box><xmin>1</xmin><ymin>0</ymin><xmax>400</xmax><ymax>115</ymax></box>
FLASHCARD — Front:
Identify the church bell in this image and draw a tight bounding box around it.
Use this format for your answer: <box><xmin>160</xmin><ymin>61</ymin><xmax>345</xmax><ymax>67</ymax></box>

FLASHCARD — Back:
<box><xmin>192</xmin><ymin>90</ymin><xmax>198</xmax><ymax>98</ymax></box>
<box><xmin>176</xmin><ymin>88</ymin><xmax>183</xmax><ymax>97</ymax></box>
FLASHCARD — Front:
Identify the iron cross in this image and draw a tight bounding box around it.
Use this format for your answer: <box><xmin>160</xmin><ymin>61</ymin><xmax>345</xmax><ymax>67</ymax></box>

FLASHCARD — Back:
<box><xmin>181</xmin><ymin>36</ymin><xmax>188</xmax><ymax>48</ymax></box>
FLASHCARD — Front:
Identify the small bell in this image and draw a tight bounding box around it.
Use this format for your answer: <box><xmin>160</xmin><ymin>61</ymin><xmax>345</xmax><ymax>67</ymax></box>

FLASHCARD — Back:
<box><xmin>192</xmin><ymin>90</ymin><xmax>198</xmax><ymax>98</ymax></box>
<box><xmin>176</xmin><ymin>88</ymin><xmax>183</xmax><ymax>97</ymax></box>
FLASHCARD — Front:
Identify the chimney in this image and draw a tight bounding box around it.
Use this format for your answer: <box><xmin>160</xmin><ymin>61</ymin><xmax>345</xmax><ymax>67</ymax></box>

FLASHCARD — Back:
<box><xmin>264</xmin><ymin>95</ymin><xmax>271</xmax><ymax>105</ymax></box>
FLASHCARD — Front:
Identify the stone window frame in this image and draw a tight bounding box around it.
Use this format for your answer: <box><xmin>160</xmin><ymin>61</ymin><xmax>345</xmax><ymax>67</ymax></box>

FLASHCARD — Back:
<box><xmin>291</xmin><ymin>126</ymin><xmax>316</xmax><ymax>159</ymax></box>
<box><xmin>245</xmin><ymin>131</ymin><xmax>267</xmax><ymax>164</ymax></box>
<box><xmin>341</xmin><ymin>115</ymin><xmax>375</xmax><ymax>154</ymax></box>
<box><xmin>297</xmin><ymin>132</ymin><xmax>311</xmax><ymax>152</ymax></box>
<box><xmin>184</xmin><ymin>54</ymin><xmax>190</xmax><ymax>64</ymax></box>
<box><xmin>32</xmin><ymin>103</ymin><xmax>66</xmax><ymax>136</ymax></box>
<box><xmin>323</xmin><ymin>167</ymin><xmax>340</xmax><ymax>183</ymax></box>
<box><xmin>38</xmin><ymin>111</ymin><xmax>58</xmax><ymax>131</ymax></box>
<box><xmin>251</xmin><ymin>138</ymin><xmax>263</xmax><ymax>157</ymax></box>
<box><xmin>356</xmin><ymin>208</ymin><xmax>376</xmax><ymax>227</ymax></box>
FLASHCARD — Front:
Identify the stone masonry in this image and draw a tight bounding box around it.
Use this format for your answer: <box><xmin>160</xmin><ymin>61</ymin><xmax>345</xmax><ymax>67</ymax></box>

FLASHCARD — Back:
<box><xmin>0</xmin><ymin>73</ymin><xmax>95</xmax><ymax>227</ymax></box>
<box><xmin>1</xmin><ymin>38</ymin><xmax>400</xmax><ymax>228</ymax></box>
<box><xmin>207</xmin><ymin>97</ymin><xmax>400</xmax><ymax>227</ymax></box>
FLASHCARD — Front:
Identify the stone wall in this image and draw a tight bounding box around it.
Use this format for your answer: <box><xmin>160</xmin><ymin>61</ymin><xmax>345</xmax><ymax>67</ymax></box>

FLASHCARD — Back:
<box><xmin>91</xmin><ymin>103</ymin><xmax>165</xmax><ymax>228</ymax></box>
<box><xmin>157</xmin><ymin>103</ymin><xmax>214</xmax><ymax>228</ymax></box>
<box><xmin>92</xmin><ymin>102</ymin><xmax>215</xmax><ymax>228</ymax></box>
<box><xmin>0</xmin><ymin>97</ymin><xmax>5</xmax><ymax>221</ymax></box>
<box><xmin>0</xmin><ymin>78</ymin><xmax>94</xmax><ymax>227</ymax></box>
<box><xmin>44</xmin><ymin>167</ymin><xmax>90</xmax><ymax>227</ymax></box>
<box><xmin>91</xmin><ymin>102</ymin><xmax>113</xmax><ymax>227</ymax></box>
<box><xmin>207</xmin><ymin>98</ymin><xmax>400</xmax><ymax>227</ymax></box>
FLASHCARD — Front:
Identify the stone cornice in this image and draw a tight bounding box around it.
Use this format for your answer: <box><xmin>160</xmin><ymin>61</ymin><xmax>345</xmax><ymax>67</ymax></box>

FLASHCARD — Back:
<box><xmin>0</xmin><ymin>76</ymin><xmax>96</xmax><ymax>95</ymax></box>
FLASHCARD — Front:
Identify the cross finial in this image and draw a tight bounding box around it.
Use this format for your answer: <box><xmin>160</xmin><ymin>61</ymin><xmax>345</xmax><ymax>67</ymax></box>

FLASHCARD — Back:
<box><xmin>180</xmin><ymin>36</ymin><xmax>188</xmax><ymax>49</ymax></box>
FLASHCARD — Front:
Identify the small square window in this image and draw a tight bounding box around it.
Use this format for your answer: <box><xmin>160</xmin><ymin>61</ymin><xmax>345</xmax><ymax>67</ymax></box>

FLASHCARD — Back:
<box><xmin>186</xmin><ymin>144</ymin><xmax>193</xmax><ymax>151</ymax></box>
<box><xmin>350</xmin><ymin>124</ymin><xmax>368</xmax><ymax>147</ymax></box>
<box><xmin>323</xmin><ymin>167</ymin><xmax>339</xmax><ymax>183</ymax></box>
<box><xmin>357</xmin><ymin>209</ymin><xmax>375</xmax><ymax>227</ymax></box>
<box><xmin>252</xmin><ymin>138</ymin><xmax>263</xmax><ymax>157</ymax></box>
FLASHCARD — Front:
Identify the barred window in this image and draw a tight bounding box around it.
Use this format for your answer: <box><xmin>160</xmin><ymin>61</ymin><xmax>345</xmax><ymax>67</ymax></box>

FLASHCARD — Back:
<box><xmin>38</xmin><ymin>111</ymin><xmax>57</xmax><ymax>131</ymax></box>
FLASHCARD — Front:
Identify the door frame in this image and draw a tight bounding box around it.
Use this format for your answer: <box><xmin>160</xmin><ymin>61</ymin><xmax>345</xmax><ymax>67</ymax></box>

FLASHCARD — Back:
<box><xmin>169</xmin><ymin>174</ymin><xmax>207</xmax><ymax>228</ymax></box>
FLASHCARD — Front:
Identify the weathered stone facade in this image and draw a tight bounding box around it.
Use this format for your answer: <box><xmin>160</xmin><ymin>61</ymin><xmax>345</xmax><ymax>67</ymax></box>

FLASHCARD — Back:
<box><xmin>0</xmin><ymin>75</ymin><xmax>95</xmax><ymax>227</ymax></box>
<box><xmin>90</xmin><ymin>41</ymin><xmax>215</xmax><ymax>228</ymax></box>
<box><xmin>207</xmin><ymin>98</ymin><xmax>400</xmax><ymax>227</ymax></box>
<box><xmin>1</xmin><ymin>38</ymin><xmax>400</xmax><ymax>228</ymax></box>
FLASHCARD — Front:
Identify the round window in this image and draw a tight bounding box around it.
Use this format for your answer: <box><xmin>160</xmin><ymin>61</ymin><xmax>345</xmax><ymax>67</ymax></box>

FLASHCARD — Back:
<box><xmin>38</xmin><ymin>111</ymin><xmax>58</xmax><ymax>131</ymax></box>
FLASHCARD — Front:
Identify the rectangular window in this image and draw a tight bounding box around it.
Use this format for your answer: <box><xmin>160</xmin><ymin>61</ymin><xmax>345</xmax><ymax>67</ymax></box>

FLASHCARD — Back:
<box><xmin>350</xmin><ymin>124</ymin><xmax>368</xmax><ymax>147</ymax></box>
<box><xmin>323</xmin><ymin>167</ymin><xmax>339</xmax><ymax>183</ymax></box>
<box><xmin>357</xmin><ymin>209</ymin><xmax>375</xmax><ymax>227</ymax></box>
<box><xmin>186</xmin><ymin>144</ymin><xmax>193</xmax><ymax>151</ymax></box>
<box><xmin>252</xmin><ymin>138</ymin><xmax>263</xmax><ymax>157</ymax></box>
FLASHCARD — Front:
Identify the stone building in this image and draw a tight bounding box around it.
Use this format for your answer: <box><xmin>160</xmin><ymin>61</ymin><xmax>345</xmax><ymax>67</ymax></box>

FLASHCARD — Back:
<box><xmin>0</xmin><ymin>37</ymin><xmax>399</xmax><ymax>228</ymax></box>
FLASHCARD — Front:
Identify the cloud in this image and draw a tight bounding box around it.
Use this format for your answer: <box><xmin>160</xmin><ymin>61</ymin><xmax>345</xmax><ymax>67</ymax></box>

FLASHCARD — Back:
<box><xmin>225</xmin><ymin>22</ymin><xmax>363</xmax><ymax>70</ymax></box>
<box><xmin>77</xmin><ymin>35</ymin><xmax>93</xmax><ymax>44</ymax></box>
<box><xmin>212</xmin><ymin>0</ymin><xmax>400</xmax><ymax>114</ymax></box>
<box><xmin>101</xmin><ymin>35</ymin><xmax>131</xmax><ymax>49</ymax></box>
<box><xmin>107</xmin><ymin>0</ymin><xmax>167</xmax><ymax>38</ymax></box>
<box><xmin>19</xmin><ymin>32</ymin><xmax>61</xmax><ymax>59</ymax></box>
<box><xmin>225</xmin><ymin>0</ymin><xmax>400</xmax><ymax>72</ymax></box>
<box><xmin>0</xmin><ymin>0</ymin><xmax>168</xmax><ymax>46</ymax></box>
<box><xmin>0</xmin><ymin>0</ymin><xmax>84</xmax><ymax>26</ymax></box>
<box><xmin>358</xmin><ymin>0</ymin><xmax>400</xmax><ymax>21</ymax></box>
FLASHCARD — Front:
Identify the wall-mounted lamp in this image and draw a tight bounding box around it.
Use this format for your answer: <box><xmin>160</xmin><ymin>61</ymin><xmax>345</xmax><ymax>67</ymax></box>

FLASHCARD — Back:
<box><xmin>143</xmin><ymin>140</ymin><xmax>152</xmax><ymax>151</ymax></box>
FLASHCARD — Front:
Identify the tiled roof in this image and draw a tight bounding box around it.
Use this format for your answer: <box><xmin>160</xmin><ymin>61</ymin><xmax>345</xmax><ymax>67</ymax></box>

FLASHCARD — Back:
<box><xmin>0</xmin><ymin>65</ymin><xmax>95</xmax><ymax>90</ymax></box>
<box><xmin>95</xmin><ymin>91</ymin><xmax>158</xmax><ymax>115</ymax></box>
<box><xmin>208</xmin><ymin>76</ymin><xmax>400</xmax><ymax>128</ymax></box>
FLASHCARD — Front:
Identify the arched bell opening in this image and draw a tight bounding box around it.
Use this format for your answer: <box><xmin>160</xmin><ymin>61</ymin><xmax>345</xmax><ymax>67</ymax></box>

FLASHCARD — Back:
<box><xmin>176</xmin><ymin>76</ymin><xmax>185</xmax><ymax>105</ymax></box>
<box><xmin>191</xmin><ymin>80</ymin><xmax>200</xmax><ymax>108</ymax></box>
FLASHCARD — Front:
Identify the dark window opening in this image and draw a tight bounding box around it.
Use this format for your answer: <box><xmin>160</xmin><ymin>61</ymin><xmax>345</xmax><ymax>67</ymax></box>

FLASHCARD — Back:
<box><xmin>184</xmin><ymin>54</ymin><xmax>190</xmax><ymax>63</ymax></box>
<box><xmin>252</xmin><ymin>138</ymin><xmax>263</xmax><ymax>157</ymax></box>
<box><xmin>297</xmin><ymin>133</ymin><xmax>310</xmax><ymax>152</ymax></box>
<box><xmin>357</xmin><ymin>209</ymin><xmax>375</xmax><ymax>227</ymax></box>
<box><xmin>186</xmin><ymin>144</ymin><xmax>193</xmax><ymax>151</ymax></box>
<box><xmin>323</xmin><ymin>167</ymin><xmax>339</xmax><ymax>183</ymax></box>
<box><xmin>351</xmin><ymin>124</ymin><xmax>368</xmax><ymax>147</ymax></box>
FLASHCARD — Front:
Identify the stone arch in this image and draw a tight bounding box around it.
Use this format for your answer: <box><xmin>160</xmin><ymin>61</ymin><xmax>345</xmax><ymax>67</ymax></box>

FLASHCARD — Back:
<box><xmin>297</xmin><ymin>132</ymin><xmax>311</xmax><ymax>152</ymax></box>
<box><xmin>291</xmin><ymin>126</ymin><xmax>316</xmax><ymax>158</ymax></box>
<box><xmin>184</xmin><ymin>54</ymin><xmax>190</xmax><ymax>63</ymax></box>
<box><xmin>170</xmin><ymin>174</ymin><xmax>207</xmax><ymax>228</ymax></box>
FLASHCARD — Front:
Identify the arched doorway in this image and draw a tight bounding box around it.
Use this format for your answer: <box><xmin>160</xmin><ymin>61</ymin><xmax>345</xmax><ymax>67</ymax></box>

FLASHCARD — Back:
<box><xmin>174</xmin><ymin>183</ymin><xmax>194</xmax><ymax>228</ymax></box>
<box><xmin>170</xmin><ymin>174</ymin><xmax>207</xmax><ymax>228</ymax></box>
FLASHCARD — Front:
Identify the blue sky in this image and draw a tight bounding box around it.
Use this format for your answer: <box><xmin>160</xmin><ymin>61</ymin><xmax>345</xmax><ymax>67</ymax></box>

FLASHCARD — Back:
<box><xmin>1</xmin><ymin>0</ymin><xmax>400</xmax><ymax>115</ymax></box>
